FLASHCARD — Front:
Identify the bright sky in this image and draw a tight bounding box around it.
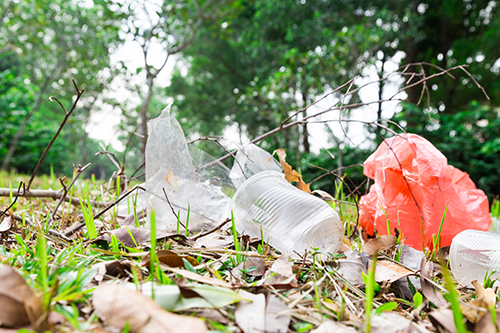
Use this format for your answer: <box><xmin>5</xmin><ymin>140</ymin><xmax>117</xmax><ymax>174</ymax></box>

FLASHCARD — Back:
<box><xmin>85</xmin><ymin>1</ymin><xmax>406</xmax><ymax>155</ymax></box>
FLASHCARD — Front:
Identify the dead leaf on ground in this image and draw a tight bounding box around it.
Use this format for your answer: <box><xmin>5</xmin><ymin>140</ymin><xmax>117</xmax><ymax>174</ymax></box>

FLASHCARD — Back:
<box><xmin>461</xmin><ymin>280</ymin><xmax>496</xmax><ymax>323</ymax></box>
<box><xmin>337</xmin><ymin>250</ymin><xmax>367</xmax><ymax>286</ymax></box>
<box><xmin>474</xmin><ymin>309</ymin><xmax>500</xmax><ymax>333</ymax></box>
<box><xmin>93</xmin><ymin>283</ymin><xmax>207</xmax><ymax>333</ymax></box>
<box><xmin>371</xmin><ymin>312</ymin><xmax>432</xmax><ymax>333</ymax></box>
<box><xmin>235</xmin><ymin>291</ymin><xmax>290</xmax><ymax>333</ymax></box>
<box><xmin>374</xmin><ymin>260</ymin><xmax>415</xmax><ymax>284</ymax></box>
<box><xmin>140</xmin><ymin>250</ymin><xmax>199</xmax><ymax>269</ymax></box>
<box><xmin>420</xmin><ymin>257</ymin><xmax>447</xmax><ymax>307</ymax></box>
<box><xmin>232</xmin><ymin>256</ymin><xmax>266</xmax><ymax>279</ymax></box>
<box><xmin>93</xmin><ymin>260</ymin><xmax>136</xmax><ymax>283</ymax></box>
<box><xmin>97</xmin><ymin>227</ymin><xmax>191</xmax><ymax>247</ymax></box>
<box><xmin>0</xmin><ymin>265</ymin><xmax>46</xmax><ymax>331</ymax></box>
<box><xmin>0</xmin><ymin>215</ymin><xmax>12</xmax><ymax>232</ymax></box>
<box><xmin>162</xmin><ymin>266</ymin><xmax>233</xmax><ymax>288</ymax></box>
<box><xmin>273</xmin><ymin>149</ymin><xmax>311</xmax><ymax>193</ymax></box>
<box><xmin>135</xmin><ymin>282</ymin><xmax>241</xmax><ymax>311</ymax></box>
<box><xmin>428</xmin><ymin>308</ymin><xmax>457</xmax><ymax>333</ymax></box>
<box><xmin>263</xmin><ymin>255</ymin><xmax>298</xmax><ymax>288</ymax></box>
<box><xmin>310</xmin><ymin>320</ymin><xmax>358</xmax><ymax>333</ymax></box>
<box><xmin>119</xmin><ymin>210</ymin><xmax>146</xmax><ymax>227</ymax></box>
<box><xmin>194</xmin><ymin>232</ymin><xmax>233</xmax><ymax>248</ymax></box>
<box><xmin>363</xmin><ymin>235</ymin><xmax>397</xmax><ymax>256</ymax></box>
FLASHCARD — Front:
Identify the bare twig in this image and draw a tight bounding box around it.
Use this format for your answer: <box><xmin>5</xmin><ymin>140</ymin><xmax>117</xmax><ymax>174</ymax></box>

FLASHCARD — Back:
<box><xmin>26</xmin><ymin>80</ymin><xmax>84</xmax><ymax>190</ymax></box>
<box><xmin>0</xmin><ymin>187</ymin><xmax>108</xmax><ymax>207</ymax></box>
<box><xmin>162</xmin><ymin>187</ymin><xmax>185</xmax><ymax>229</ymax></box>
<box><xmin>190</xmin><ymin>218</ymin><xmax>231</xmax><ymax>241</ymax></box>
<box><xmin>0</xmin><ymin>181</ymin><xmax>24</xmax><ymax>219</ymax></box>
<box><xmin>49</xmin><ymin>163</ymin><xmax>91</xmax><ymax>225</ymax></box>
<box><xmin>63</xmin><ymin>184</ymin><xmax>141</xmax><ymax>236</ymax></box>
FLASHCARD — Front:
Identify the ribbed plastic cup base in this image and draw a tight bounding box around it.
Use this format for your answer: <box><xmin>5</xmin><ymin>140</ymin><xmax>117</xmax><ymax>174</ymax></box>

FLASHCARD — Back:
<box><xmin>228</xmin><ymin>171</ymin><xmax>343</xmax><ymax>258</ymax></box>
<box><xmin>449</xmin><ymin>229</ymin><xmax>500</xmax><ymax>286</ymax></box>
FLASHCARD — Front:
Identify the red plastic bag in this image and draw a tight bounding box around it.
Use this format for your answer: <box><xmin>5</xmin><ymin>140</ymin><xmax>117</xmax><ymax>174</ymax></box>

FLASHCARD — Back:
<box><xmin>359</xmin><ymin>133</ymin><xmax>491</xmax><ymax>250</ymax></box>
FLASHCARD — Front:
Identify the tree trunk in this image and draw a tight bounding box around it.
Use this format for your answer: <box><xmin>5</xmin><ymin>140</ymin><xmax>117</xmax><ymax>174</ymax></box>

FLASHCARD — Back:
<box><xmin>301</xmin><ymin>86</ymin><xmax>310</xmax><ymax>153</ymax></box>
<box><xmin>377</xmin><ymin>58</ymin><xmax>386</xmax><ymax>121</ymax></box>
<box><xmin>2</xmin><ymin>97</ymin><xmax>44</xmax><ymax>171</ymax></box>
<box><xmin>139</xmin><ymin>74</ymin><xmax>155</xmax><ymax>162</ymax></box>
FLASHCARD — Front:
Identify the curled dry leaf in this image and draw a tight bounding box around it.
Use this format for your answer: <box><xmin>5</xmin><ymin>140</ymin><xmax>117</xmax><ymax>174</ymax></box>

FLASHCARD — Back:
<box><xmin>0</xmin><ymin>215</ymin><xmax>12</xmax><ymax>232</ymax></box>
<box><xmin>140</xmin><ymin>250</ymin><xmax>199</xmax><ymax>269</ymax></box>
<box><xmin>93</xmin><ymin>283</ymin><xmax>207</xmax><ymax>333</ymax></box>
<box><xmin>0</xmin><ymin>265</ymin><xmax>46</xmax><ymax>330</ymax></box>
<box><xmin>273</xmin><ymin>149</ymin><xmax>311</xmax><ymax>193</ymax></box>
<box><xmin>363</xmin><ymin>235</ymin><xmax>397</xmax><ymax>256</ymax></box>
<box><xmin>461</xmin><ymin>280</ymin><xmax>497</xmax><ymax>323</ymax></box>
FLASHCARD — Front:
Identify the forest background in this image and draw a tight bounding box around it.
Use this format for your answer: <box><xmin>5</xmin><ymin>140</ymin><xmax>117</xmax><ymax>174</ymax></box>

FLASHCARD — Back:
<box><xmin>1</xmin><ymin>0</ymin><xmax>499</xmax><ymax>200</ymax></box>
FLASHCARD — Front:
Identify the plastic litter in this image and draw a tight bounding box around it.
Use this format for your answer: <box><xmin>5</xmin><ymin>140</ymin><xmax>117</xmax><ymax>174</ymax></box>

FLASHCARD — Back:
<box><xmin>227</xmin><ymin>170</ymin><xmax>344</xmax><ymax>258</ymax></box>
<box><xmin>359</xmin><ymin>133</ymin><xmax>491</xmax><ymax>250</ymax></box>
<box><xmin>229</xmin><ymin>143</ymin><xmax>282</xmax><ymax>188</ymax></box>
<box><xmin>145</xmin><ymin>106</ymin><xmax>232</xmax><ymax>232</ymax></box>
<box><xmin>449</xmin><ymin>229</ymin><xmax>500</xmax><ymax>287</ymax></box>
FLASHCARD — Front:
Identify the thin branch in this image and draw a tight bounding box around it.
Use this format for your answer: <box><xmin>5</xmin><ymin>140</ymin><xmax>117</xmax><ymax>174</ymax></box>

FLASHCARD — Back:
<box><xmin>63</xmin><ymin>184</ymin><xmax>141</xmax><ymax>236</ymax></box>
<box><xmin>162</xmin><ymin>187</ymin><xmax>185</xmax><ymax>229</ymax></box>
<box><xmin>26</xmin><ymin>80</ymin><xmax>84</xmax><ymax>190</ymax></box>
<box><xmin>49</xmin><ymin>163</ymin><xmax>91</xmax><ymax>225</ymax></box>
<box><xmin>0</xmin><ymin>181</ymin><xmax>24</xmax><ymax>219</ymax></box>
<box><xmin>0</xmin><ymin>187</ymin><xmax>108</xmax><ymax>207</ymax></box>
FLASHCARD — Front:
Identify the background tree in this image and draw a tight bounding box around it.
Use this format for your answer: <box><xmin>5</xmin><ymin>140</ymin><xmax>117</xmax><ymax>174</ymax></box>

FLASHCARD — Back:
<box><xmin>0</xmin><ymin>0</ymin><xmax>124</xmax><ymax>173</ymax></box>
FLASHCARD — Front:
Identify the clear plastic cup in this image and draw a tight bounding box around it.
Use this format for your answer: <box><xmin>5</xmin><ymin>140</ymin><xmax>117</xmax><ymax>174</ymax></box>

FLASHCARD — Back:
<box><xmin>449</xmin><ymin>229</ymin><xmax>500</xmax><ymax>287</ymax></box>
<box><xmin>227</xmin><ymin>170</ymin><xmax>344</xmax><ymax>258</ymax></box>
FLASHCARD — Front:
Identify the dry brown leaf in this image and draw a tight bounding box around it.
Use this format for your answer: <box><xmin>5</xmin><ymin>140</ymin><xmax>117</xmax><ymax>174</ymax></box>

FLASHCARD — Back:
<box><xmin>165</xmin><ymin>170</ymin><xmax>179</xmax><ymax>192</ymax></box>
<box><xmin>93</xmin><ymin>283</ymin><xmax>207</xmax><ymax>333</ymax></box>
<box><xmin>310</xmin><ymin>320</ymin><xmax>358</xmax><ymax>333</ymax></box>
<box><xmin>374</xmin><ymin>260</ymin><xmax>414</xmax><ymax>284</ymax></box>
<box><xmin>98</xmin><ymin>227</ymin><xmax>180</xmax><ymax>247</ymax></box>
<box><xmin>235</xmin><ymin>291</ymin><xmax>290</xmax><ymax>333</ymax></box>
<box><xmin>420</xmin><ymin>257</ymin><xmax>447</xmax><ymax>307</ymax></box>
<box><xmin>120</xmin><ymin>210</ymin><xmax>146</xmax><ymax>227</ymax></box>
<box><xmin>263</xmin><ymin>255</ymin><xmax>298</xmax><ymax>288</ymax></box>
<box><xmin>428</xmin><ymin>308</ymin><xmax>457</xmax><ymax>333</ymax></box>
<box><xmin>363</xmin><ymin>235</ymin><xmax>397</xmax><ymax>256</ymax></box>
<box><xmin>461</xmin><ymin>280</ymin><xmax>496</xmax><ymax>323</ymax></box>
<box><xmin>93</xmin><ymin>260</ymin><xmax>136</xmax><ymax>283</ymax></box>
<box><xmin>232</xmin><ymin>256</ymin><xmax>266</xmax><ymax>279</ymax></box>
<box><xmin>371</xmin><ymin>312</ymin><xmax>432</xmax><ymax>333</ymax></box>
<box><xmin>337</xmin><ymin>250</ymin><xmax>367</xmax><ymax>286</ymax></box>
<box><xmin>273</xmin><ymin>149</ymin><xmax>311</xmax><ymax>193</ymax></box>
<box><xmin>0</xmin><ymin>265</ymin><xmax>46</xmax><ymax>330</ymax></box>
<box><xmin>140</xmin><ymin>250</ymin><xmax>199</xmax><ymax>269</ymax></box>
<box><xmin>474</xmin><ymin>309</ymin><xmax>500</xmax><ymax>333</ymax></box>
